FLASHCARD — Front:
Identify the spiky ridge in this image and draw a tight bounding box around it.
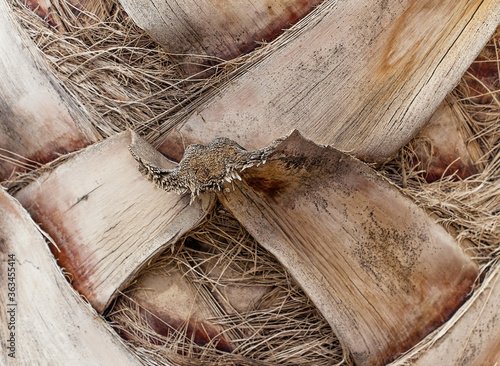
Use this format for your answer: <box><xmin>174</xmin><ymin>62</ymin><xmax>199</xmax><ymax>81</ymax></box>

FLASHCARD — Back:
<box><xmin>130</xmin><ymin>137</ymin><xmax>280</xmax><ymax>200</ymax></box>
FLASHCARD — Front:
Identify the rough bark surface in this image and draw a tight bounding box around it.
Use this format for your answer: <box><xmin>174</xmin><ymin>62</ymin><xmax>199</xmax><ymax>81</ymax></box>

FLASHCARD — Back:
<box><xmin>0</xmin><ymin>0</ymin><xmax>96</xmax><ymax>180</ymax></box>
<box><xmin>0</xmin><ymin>188</ymin><xmax>141</xmax><ymax>366</ymax></box>
<box><xmin>15</xmin><ymin>131</ymin><xmax>215</xmax><ymax>313</ymax></box>
<box><xmin>157</xmin><ymin>0</ymin><xmax>500</xmax><ymax>163</ymax></box>
<box><xmin>118</xmin><ymin>0</ymin><xmax>323</xmax><ymax>74</ymax></box>
<box><xmin>216</xmin><ymin>131</ymin><xmax>479</xmax><ymax>365</ymax></box>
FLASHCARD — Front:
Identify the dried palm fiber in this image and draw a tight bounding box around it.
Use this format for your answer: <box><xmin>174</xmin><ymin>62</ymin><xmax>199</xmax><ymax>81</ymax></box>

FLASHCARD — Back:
<box><xmin>7</xmin><ymin>0</ymin><xmax>272</xmax><ymax>144</ymax></box>
<box><xmin>108</xmin><ymin>204</ymin><xmax>344</xmax><ymax>366</ymax></box>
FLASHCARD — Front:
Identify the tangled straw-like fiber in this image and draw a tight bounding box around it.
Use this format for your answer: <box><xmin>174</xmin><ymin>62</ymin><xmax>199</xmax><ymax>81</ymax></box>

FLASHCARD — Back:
<box><xmin>11</xmin><ymin>0</ymin><xmax>232</xmax><ymax>141</ymax></box>
<box><xmin>10</xmin><ymin>0</ymin><xmax>333</xmax><ymax>146</ymax></box>
<box><xmin>108</xmin><ymin>205</ymin><xmax>344</xmax><ymax>366</ymax></box>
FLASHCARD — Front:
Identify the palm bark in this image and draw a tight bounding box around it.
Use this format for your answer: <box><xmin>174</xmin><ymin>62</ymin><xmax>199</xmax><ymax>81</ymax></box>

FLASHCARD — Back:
<box><xmin>15</xmin><ymin>131</ymin><xmax>215</xmax><ymax>313</ymax></box>
<box><xmin>0</xmin><ymin>188</ymin><xmax>141</xmax><ymax>365</ymax></box>
<box><xmin>154</xmin><ymin>0</ymin><xmax>500</xmax><ymax>164</ymax></box>
<box><xmin>217</xmin><ymin>131</ymin><xmax>478</xmax><ymax>365</ymax></box>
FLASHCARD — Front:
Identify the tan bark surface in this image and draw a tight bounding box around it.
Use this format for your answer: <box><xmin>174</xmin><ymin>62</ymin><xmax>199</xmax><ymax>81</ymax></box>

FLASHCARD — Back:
<box><xmin>390</xmin><ymin>263</ymin><xmax>500</xmax><ymax>365</ymax></box>
<box><xmin>217</xmin><ymin>131</ymin><xmax>479</xmax><ymax>365</ymax></box>
<box><xmin>118</xmin><ymin>0</ymin><xmax>322</xmax><ymax>74</ymax></box>
<box><xmin>0</xmin><ymin>0</ymin><xmax>97</xmax><ymax>180</ymax></box>
<box><xmin>0</xmin><ymin>188</ymin><xmax>141</xmax><ymax>366</ymax></box>
<box><xmin>157</xmin><ymin>0</ymin><xmax>500</xmax><ymax>163</ymax></box>
<box><xmin>15</xmin><ymin>131</ymin><xmax>215</xmax><ymax>313</ymax></box>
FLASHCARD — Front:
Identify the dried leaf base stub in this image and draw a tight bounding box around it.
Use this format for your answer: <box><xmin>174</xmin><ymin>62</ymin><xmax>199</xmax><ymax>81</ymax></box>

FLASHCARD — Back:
<box><xmin>0</xmin><ymin>0</ymin><xmax>97</xmax><ymax>180</ymax></box>
<box><xmin>410</xmin><ymin>97</ymin><xmax>479</xmax><ymax>182</ymax></box>
<box><xmin>0</xmin><ymin>189</ymin><xmax>141</xmax><ymax>366</ymax></box>
<box><xmin>110</xmin><ymin>204</ymin><xmax>343</xmax><ymax>366</ymax></box>
<box><xmin>15</xmin><ymin>130</ymin><xmax>215</xmax><ymax>313</ymax></box>
<box><xmin>132</xmin><ymin>130</ymin><xmax>478</xmax><ymax>366</ymax></box>
<box><xmin>156</xmin><ymin>0</ymin><xmax>500</xmax><ymax>163</ymax></box>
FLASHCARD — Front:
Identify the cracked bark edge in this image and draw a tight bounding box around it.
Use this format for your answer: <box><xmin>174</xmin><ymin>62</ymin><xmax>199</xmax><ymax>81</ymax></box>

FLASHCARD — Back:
<box><xmin>15</xmin><ymin>130</ymin><xmax>215</xmax><ymax>313</ymax></box>
<box><xmin>0</xmin><ymin>188</ymin><xmax>142</xmax><ymax>365</ymax></box>
<box><xmin>204</xmin><ymin>130</ymin><xmax>478</xmax><ymax>366</ymax></box>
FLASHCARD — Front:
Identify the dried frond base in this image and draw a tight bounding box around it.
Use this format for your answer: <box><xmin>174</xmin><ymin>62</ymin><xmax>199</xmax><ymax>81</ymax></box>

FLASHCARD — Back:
<box><xmin>9</xmin><ymin>0</ymin><xmax>270</xmax><ymax>146</ymax></box>
<box><xmin>109</xmin><ymin>205</ymin><xmax>343</xmax><ymax>366</ymax></box>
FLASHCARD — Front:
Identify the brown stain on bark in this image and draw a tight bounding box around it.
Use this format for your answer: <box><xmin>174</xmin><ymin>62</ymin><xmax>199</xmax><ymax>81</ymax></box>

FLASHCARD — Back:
<box><xmin>179</xmin><ymin>0</ymin><xmax>322</xmax><ymax>75</ymax></box>
<box><xmin>231</xmin><ymin>0</ymin><xmax>323</xmax><ymax>57</ymax></box>
<box><xmin>21</xmin><ymin>0</ymin><xmax>92</xmax><ymax>28</ymax></box>
<box><xmin>0</xmin><ymin>133</ymin><xmax>89</xmax><ymax>181</ymax></box>
<box><xmin>471</xmin><ymin>332</ymin><xmax>500</xmax><ymax>365</ymax></box>
<box><xmin>243</xmin><ymin>172</ymin><xmax>290</xmax><ymax>201</ymax></box>
<box><xmin>378</xmin><ymin>0</ymin><xmax>441</xmax><ymax>78</ymax></box>
<box><xmin>373</xmin><ymin>263</ymin><xmax>478</xmax><ymax>365</ymax></box>
<box><xmin>14</xmin><ymin>194</ymin><xmax>99</xmax><ymax>308</ymax></box>
<box><xmin>21</xmin><ymin>0</ymin><xmax>55</xmax><ymax>26</ymax></box>
<box><xmin>376</xmin><ymin>0</ymin><xmax>484</xmax><ymax>80</ymax></box>
<box><xmin>35</xmin><ymin>207</ymin><xmax>98</xmax><ymax>306</ymax></box>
